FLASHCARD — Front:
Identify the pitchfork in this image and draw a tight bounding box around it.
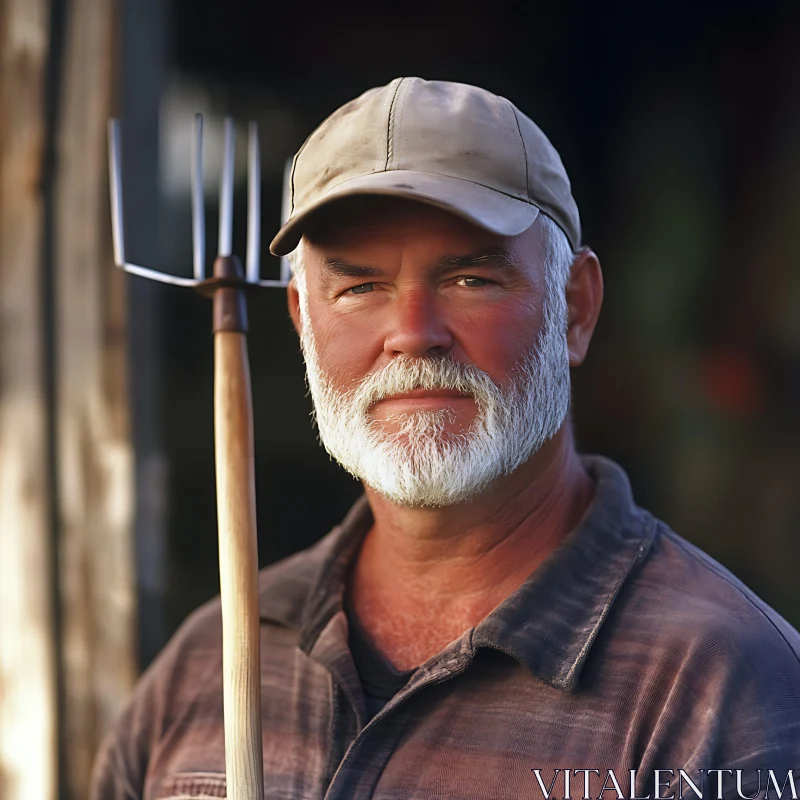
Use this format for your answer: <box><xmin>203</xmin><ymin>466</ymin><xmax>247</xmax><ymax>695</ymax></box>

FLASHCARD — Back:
<box><xmin>108</xmin><ymin>115</ymin><xmax>290</xmax><ymax>800</ymax></box>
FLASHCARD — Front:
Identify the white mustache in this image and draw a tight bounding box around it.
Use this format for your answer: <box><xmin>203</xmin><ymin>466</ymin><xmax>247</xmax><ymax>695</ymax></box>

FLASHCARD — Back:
<box><xmin>348</xmin><ymin>356</ymin><xmax>499</xmax><ymax>412</ymax></box>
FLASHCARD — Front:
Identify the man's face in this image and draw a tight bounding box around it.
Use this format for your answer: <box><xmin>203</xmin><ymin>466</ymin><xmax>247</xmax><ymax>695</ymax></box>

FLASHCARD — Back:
<box><xmin>290</xmin><ymin>198</ymin><xmax>572</xmax><ymax>507</ymax></box>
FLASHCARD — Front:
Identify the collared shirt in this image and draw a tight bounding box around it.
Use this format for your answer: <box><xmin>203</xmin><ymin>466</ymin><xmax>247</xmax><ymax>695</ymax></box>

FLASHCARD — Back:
<box><xmin>91</xmin><ymin>455</ymin><xmax>800</xmax><ymax>800</ymax></box>
<box><xmin>345</xmin><ymin>602</ymin><xmax>415</xmax><ymax>721</ymax></box>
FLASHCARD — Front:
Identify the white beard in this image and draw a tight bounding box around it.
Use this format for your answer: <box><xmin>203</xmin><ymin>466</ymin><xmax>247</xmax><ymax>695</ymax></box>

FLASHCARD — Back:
<box><xmin>297</xmin><ymin>295</ymin><xmax>572</xmax><ymax>508</ymax></box>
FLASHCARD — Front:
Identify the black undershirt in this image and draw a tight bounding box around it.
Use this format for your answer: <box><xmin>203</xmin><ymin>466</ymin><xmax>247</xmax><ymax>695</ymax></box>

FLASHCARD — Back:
<box><xmin>345</xmin><ymin>604</ymin><xmax>416</xmax><ymax>722</ymax></box>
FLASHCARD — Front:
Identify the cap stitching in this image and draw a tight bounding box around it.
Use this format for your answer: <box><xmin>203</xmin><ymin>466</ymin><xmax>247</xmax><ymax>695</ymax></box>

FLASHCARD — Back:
<box><xmin>289</xmin><ymin>153</ymin><xmax>298</xmax><ymax>215</ymax></box>
<box><xmin>317</xmin><ymin>167</ymin><xmax>532</xmax><ymax>205</ymax></box>
<box><xmin>509</xmin><ymin>103</ymin><xmax>530</xmax><ymax>199</ymax></box>
<box><xmin>289</xmin><ymin>136</ymin><xmax>312</xmax><ymax>216</ymax></box>
<box><xmin>384</xmin><ymin>78</ymin><xmax>404</xmax><ymax>171</ymax></box>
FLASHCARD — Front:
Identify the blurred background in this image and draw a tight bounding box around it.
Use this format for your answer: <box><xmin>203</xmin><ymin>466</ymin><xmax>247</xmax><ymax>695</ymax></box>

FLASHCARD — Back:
<box><xmin>1</xmin><ymin>0</ymin><xmax>799</xmax><ymax>797</ymax></box>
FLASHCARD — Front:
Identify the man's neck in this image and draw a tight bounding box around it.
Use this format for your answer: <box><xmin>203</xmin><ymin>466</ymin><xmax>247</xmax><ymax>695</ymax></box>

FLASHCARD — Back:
<box><xmin>348</xmin><ymin>425</ymin><xmax>595</xmax><ymax>670</ymax></box>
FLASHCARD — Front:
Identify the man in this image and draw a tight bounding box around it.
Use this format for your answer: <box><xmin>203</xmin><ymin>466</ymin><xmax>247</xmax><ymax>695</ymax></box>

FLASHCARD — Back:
<box><xmin>92</xmin><ymin>78</ymin><xmax>800</xmax><ymax>800</ymax></box>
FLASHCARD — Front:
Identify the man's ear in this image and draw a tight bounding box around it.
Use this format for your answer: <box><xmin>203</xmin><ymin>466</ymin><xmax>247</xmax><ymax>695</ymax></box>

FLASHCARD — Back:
<box><xmin>565</xmin><ymin>248</ymin><xmax>603</xmax><ymax>367</ymax></box>
<box><xmin>287</xmin><ymin>277</ymin><xmax>302</xmax><ymax>337</ymax></box>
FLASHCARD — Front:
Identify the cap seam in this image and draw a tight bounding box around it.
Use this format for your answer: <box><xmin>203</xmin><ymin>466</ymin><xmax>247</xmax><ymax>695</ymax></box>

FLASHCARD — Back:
<box><xmin>509</xmin><ymin>103</ymin><xmax>530</xmax><ymax>199</ymax></box>
<box><xmin>316</xmin><ymin>167</ymin><xmax>535</xmax><ymax>206</ymax></box>
<box><xmin>384</xmin><ymin>78</ymin><xmax>404</xmax><ymax>172</ymax></box>
<box><xmin>289</xmin><ymin>135</ymin><xmax>313</xmax><ymax>217</ymax></box>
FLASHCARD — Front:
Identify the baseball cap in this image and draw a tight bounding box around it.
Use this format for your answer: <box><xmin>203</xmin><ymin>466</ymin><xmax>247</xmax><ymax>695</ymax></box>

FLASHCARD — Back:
<box><xmin>269</xmin><ymin>77</ymin><xmax>580</xmax><ymax>256</ymax></box>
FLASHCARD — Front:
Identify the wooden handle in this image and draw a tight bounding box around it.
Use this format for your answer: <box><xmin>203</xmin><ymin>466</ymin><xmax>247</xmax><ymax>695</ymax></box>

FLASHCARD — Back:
<box><xmin>214</xmin><ymin>329</ymin><xmax>264</xmax><ymax>800</ymax></box>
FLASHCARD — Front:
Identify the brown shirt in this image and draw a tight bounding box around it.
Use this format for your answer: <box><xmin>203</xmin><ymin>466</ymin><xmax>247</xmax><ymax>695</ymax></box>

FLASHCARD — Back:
<box><xmin>90</xmin><ymin>456</ymin><xmax>800</xmax><ymax>800</ymax></box>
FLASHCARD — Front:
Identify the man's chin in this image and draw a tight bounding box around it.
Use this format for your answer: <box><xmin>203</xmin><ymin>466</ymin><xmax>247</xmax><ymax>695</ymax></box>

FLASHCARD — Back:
<box><xmin>368</xmin><ymin>410</ymin><xmax>477</xmax><ymax>440</ymax></box>
<box><xmin>339</xmin><ymin>443</ymin><xmax>501</xmax><ymax>508</ymax></box>
<box><xmin>361</xmin><ymin>477</ymin><xmax>485</xmax><ymax>509</ymax></box>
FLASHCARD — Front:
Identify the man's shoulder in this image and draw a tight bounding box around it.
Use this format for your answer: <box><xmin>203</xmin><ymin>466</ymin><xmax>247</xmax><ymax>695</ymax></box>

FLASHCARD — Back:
<box><xmin>615</xmin><ymin>511</ymin><xmax>800</xmax><ymax>671</ymax></box>
<box><xmin>589</xmin><ymin>512</ymin><xmax>800</xmax><ymax>763</ymax></box>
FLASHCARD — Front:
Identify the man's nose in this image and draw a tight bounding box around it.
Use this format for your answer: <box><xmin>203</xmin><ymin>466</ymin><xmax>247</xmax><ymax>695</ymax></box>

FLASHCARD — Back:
<box><xmin>383</xmin><ymin>288</ymin><xmax>454</xmax><ymax>358</ymax></box>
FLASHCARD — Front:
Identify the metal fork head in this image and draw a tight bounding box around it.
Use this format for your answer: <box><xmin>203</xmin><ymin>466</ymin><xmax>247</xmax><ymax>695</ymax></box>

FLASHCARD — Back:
<box><xmin>108</xmin><ymin>115</ymin><xmax>289</xmax><ymax>289</ymax></box>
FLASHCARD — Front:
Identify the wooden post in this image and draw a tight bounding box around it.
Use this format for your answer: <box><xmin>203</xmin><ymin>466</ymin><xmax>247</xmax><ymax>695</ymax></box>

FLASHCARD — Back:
<box><xmin>54</xmin><ymin>0</ymin><xmax>138</xmax><ymax>797</ymax></box>
<box><xmin>0</xmin><ymin>1</ymin><xmax>58</xmax><ymax>799</ymax></box>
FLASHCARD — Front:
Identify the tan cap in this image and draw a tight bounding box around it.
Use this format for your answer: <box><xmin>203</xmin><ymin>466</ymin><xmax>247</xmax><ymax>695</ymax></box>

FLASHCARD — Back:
<box><xmin>269</xmin><ymin>77</ymin><xmax>580</xmax><ymax>256</ymax></box>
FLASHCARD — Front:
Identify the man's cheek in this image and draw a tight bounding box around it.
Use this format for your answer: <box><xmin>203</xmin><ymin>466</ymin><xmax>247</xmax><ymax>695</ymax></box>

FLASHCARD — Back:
<box><xmin>321</xmin><ymin>332</ymin><xmax>384</xmax><ymax>379</ymax></box>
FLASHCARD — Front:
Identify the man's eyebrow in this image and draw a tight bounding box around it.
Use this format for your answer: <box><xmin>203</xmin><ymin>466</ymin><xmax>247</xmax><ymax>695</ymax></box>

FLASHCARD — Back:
<box><xmin>320</xmin><ymin>258</ymin><xmax>383</xmax><ymax>280</ymax></box>
<box><xmin>319</xmin><ymin>249</ymin><xmax>517</xmax><ymax>282</ymax></box>
<box><xmin>435</xmin><ymin>249</ymin><xmax>517</xmax><ymax>272</ymax></box>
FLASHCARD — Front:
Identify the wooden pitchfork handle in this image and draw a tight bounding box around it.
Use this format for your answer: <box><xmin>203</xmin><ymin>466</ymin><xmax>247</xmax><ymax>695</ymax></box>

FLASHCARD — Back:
<box><xmin>205</xmin><ymin>256</ymin><xmax>265</xmax><ymax>800</ymax></box>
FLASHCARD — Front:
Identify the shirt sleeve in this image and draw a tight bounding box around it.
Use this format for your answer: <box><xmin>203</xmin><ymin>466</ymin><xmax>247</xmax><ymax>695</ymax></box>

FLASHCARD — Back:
<box><xmin>89</xmin><ymin>647</ymin><xmax>167</xmax><ymax>800</ymax></box>
<box><xmin>666</xmin><ymin>610</ymin><xmax>800</xmax><ymax>799</ymax></box>
<box><xmin>90</xmin><ymin>727</ymin><xmax>146</xmax><ymax>800</ymax></box>
<box><xmin>88</xmin><ymin>600</ymin><xmax>221</xmax><ymax>800</ymax></box>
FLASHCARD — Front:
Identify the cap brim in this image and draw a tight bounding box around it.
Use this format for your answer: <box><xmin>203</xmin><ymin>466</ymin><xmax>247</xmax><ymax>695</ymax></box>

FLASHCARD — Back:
<box><xmin>269</xmin><ymin>170</ymin><xmax>540</xmax><ymax>256</ymax></box>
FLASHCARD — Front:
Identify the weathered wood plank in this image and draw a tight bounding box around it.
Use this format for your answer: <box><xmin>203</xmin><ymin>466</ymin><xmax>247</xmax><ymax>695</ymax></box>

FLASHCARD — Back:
<box><xmin>0</xmin><ymin>1</ymin><xmax>58</xmax><ymax>799</ymax></box>
<box><xmin>54</xmin><ymin>0</ymin><xmax>138</xmax><ymax>796</ymax></box>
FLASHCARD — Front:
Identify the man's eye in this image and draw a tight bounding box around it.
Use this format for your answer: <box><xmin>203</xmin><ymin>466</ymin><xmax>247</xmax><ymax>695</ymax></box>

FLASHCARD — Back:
<box><xmin>348</xmin><ymin>283</ymin><xmax>374</xmax><ymax>295</ymax></box>
<box><xmin>456</xmin><ymin>277</ymin><xmax>491</xmax><ymax>288</ymax></box>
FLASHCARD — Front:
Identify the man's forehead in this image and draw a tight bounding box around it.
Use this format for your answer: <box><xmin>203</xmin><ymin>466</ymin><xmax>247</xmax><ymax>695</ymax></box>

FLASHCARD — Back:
<box><xmin>301</xmin><ymin>196</ymin><xmax>543</xmax><ymax>264</ymax></box>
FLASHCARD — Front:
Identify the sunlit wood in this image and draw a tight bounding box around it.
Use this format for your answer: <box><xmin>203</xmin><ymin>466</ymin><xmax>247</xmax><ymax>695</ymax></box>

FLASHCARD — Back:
<box><xmin>0</xmin><ymin>1</ymin><xmax>58</xmax><ymax>798</ymax></box>
<box><xmin>54</xmin><ymin>0</ymin><xmax>138</xmax><ymax>797</ymax></box>
<box><xmin>215</xmin><ymin>331</ymin><xmax>265</xmax><ymax>800</ymax></box>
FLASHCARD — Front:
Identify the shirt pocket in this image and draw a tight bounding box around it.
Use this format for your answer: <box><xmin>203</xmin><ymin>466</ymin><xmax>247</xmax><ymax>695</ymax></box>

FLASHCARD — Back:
<box><xmin>154</xmin><ymin>771</ymin><xmax>227</xmax><ymax>799</ymax></box>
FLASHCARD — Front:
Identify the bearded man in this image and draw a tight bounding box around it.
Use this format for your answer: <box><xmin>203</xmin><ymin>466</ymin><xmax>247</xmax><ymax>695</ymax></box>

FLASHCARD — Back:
<box><xmin>92</xmin><ymin>78</ymin><xmax>800</xmax><ymax>800</ymax></box>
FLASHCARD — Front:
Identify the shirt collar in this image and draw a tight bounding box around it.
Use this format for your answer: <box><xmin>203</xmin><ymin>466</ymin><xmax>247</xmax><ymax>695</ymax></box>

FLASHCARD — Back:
<box><xmin>471</xmin><ymin>455</ymin><xmax>655</xmax><ymax>691</ymax></box>
<box><xmin>258</xmin><ymin>455</ymin><xmax>655</xmax><ymax>693</ymax></box>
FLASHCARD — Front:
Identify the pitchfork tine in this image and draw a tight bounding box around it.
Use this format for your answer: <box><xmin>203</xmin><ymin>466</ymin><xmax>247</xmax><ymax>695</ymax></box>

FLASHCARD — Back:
<box><xmin>107</xmin><ymin>115</ymin><xmax>288</xmax><ymax>288</ymax></box>
<box><xmin>219</xmin><ymin>117</ymin><xmax>235</xmax><ymax>258</ymax></box>
<box><xmin>191</xmin><ymin>114</ymin><xmax>206</xmax><ymax>280</ymax></box>
<box><xmin>108</xmin><ymin>120</ymin><xmax>125</xmax><ymax>267</ymax></box>
<box><xmin>246</xmin><ymin>122</ymin><xmax>261</xmax><ymax>283</ymax></box>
